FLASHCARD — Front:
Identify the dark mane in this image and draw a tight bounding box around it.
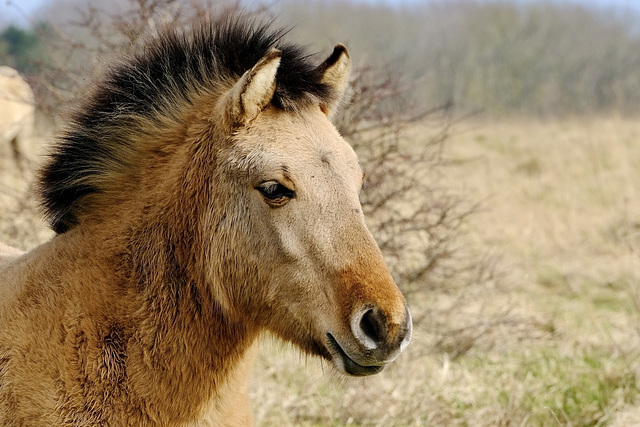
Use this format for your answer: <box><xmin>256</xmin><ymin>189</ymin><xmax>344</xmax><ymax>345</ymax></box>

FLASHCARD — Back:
<box><xmin>39</xmin><ymin>16</ymin><xmax>335</xmax><ymax>234</ymax></box>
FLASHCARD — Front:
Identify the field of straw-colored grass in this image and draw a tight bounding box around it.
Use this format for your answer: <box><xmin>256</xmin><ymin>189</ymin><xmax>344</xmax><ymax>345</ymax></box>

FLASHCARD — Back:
<box><xmin>1</xmin><ymin>116</ymin><xmax>639</xmax><ymax>425</ymax></box>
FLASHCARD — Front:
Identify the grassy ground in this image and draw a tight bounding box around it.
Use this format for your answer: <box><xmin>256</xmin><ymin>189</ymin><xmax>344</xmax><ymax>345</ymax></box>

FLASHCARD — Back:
<box><xmin>432</xmin><ymin>117</ymin><xmax>640</xmax><ymax>426</ymax></box>
<box><xmin>1</xmin><ymin>117</ymin><xmax>639</xmax><ymax>425</ymax></box>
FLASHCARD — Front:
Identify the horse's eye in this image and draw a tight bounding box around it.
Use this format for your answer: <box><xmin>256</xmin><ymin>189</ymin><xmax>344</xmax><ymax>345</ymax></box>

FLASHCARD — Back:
<box><xmin>255</xmin><ymin>181</ymin><xmax>295</xmax><ymax>204</ymax></box>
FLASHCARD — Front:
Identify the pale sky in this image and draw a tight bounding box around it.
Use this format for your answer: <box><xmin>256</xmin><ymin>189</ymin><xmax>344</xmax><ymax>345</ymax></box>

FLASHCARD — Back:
<box><xmin>2</xmin><ymin>0</ymin><xmax>640</xmax><ymax>27</ymax></box>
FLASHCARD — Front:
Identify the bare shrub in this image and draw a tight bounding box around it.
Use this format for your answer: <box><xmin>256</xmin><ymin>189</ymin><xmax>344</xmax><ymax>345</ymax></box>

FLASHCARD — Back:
<box><xmin>29</xmin><ymin>0</ymin><xmax>266</xmax><ymax>116</ymax></box>
<box><xmin>337</xmin><ymin>66</ymin><xmax>463</xmax><ymax>294</ymax></box>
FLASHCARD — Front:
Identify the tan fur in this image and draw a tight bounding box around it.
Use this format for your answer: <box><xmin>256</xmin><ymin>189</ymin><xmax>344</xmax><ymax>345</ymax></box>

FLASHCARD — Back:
<box><xmin>318</xmin><ymin>44</ymin><xmax>351</xmax><ymax>119</ymax></box>
<box><xmin>0</xmin><ymin>45</ymin><xmax>411</xmax><ymax>425</ymax></box>
<box><xmin>227</xmin><ymin>48</ymin><xmax>282</xmax><ymax>126</ymax></box>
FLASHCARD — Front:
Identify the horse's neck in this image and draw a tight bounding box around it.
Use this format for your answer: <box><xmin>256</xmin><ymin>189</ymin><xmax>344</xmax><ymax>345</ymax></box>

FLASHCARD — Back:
<box><xmin>21</xmin><ymin>226</ymin><xmax>256</xmax><ymax>423</ymax></box>
<box><xmin>118</xmin><ymin>223</ymin><xmax>258</xmax><ymax>422</ymax></box>
<box><xmin>130</xmin><ymin>270</ymin><xmax>256</xmax><ymax>421</ymax></box>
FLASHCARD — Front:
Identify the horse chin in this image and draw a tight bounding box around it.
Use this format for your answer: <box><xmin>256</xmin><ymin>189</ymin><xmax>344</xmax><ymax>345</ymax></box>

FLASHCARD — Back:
<box><xmin>325</xmin><ymin>333</ymin><xmax>385</xmax><ymax>377</ymax></box>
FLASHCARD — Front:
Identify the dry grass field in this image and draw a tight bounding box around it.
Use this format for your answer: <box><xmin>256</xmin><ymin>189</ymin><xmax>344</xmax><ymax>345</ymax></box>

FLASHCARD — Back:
<box><xmin>1</xmin><ymin>116</ymin><xmax>639</xmax><ymax>425</ymax></box>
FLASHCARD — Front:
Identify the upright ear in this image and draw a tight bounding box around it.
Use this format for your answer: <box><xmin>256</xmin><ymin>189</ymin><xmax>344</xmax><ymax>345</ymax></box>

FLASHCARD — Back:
<box><xmin>225</xmin><ymin>48</ymin><xmax>282</xmax><ymax>126</ymax></box>
<box><xmin>318</xmin><ymin>44</ymin><xmax>351</xmax><ymax>119</ymax></box>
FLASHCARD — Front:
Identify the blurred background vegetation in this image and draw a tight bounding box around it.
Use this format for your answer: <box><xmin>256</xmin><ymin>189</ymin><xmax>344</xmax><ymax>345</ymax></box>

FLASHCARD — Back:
<box><xmin>2</xmin><ymin>0</ymin><xmax>640</xmax><ymax>117</ymax></box>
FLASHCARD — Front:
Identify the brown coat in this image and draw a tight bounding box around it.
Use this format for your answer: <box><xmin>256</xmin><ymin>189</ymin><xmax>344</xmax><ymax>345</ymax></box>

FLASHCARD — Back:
<box><xmin>0</xmin><ymin>17</ymin><xmax>411</xmax><ymax>425</ymax></box>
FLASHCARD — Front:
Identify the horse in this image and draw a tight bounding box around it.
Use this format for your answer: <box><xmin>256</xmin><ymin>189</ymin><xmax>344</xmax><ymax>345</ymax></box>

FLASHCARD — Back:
<box><xmin>0</xmin><ymin>66</ymin><xmax>35</xmax><ymax>169</ymax></box>
<box><xmin>0</xmin><ymin>17</ymin><xmax>412</xmax><ymax>425</ymax></box>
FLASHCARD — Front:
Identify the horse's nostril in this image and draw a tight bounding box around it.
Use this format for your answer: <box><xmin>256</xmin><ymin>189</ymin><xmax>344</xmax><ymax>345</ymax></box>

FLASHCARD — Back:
<box><xmin>350</xmin><ymin>306</ymin><xmax>411</xmax><ymax>360</ymax></box>
<box><xmin>359</xmin><ymin>308</ymin><xmax>384</xmax><ymax>344</ymax></box>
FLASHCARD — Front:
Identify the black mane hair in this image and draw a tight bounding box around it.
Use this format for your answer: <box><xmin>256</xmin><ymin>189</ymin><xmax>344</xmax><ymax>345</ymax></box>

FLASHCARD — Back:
<box><xmin>39</xmin><ymin>16</ymin><xmax>336</xmax><ymax>234</ymax></box>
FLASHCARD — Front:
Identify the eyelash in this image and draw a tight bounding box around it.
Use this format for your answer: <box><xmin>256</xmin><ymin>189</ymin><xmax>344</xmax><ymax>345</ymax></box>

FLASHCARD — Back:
<box><xmin>255</xmin><ymin>181</ymin><xmax>296</xmax><ymax>203</ymax></box>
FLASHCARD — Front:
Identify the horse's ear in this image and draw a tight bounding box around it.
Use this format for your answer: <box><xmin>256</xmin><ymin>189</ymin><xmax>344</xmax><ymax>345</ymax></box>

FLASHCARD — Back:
<box><xmin>318</xmin><ymin>44</ymin><xmax>351</xmax><ymax>119</ymax></box>
<box><xmin>225</xmin><ymin>48</ymin><xmax>282</xmax><ymax>126</ymax></box>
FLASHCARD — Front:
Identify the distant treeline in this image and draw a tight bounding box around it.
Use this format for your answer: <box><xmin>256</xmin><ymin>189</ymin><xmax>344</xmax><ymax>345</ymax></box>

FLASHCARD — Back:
<box><xmin>0</xmin><ymin>24</ymin><xmax>44</xmax><ymax>74</ymax></box>
<box><xmin>1</xmin><ymin>0</ymin><xmax>639</xmax><ymax>117</ymax></box>
<box><xmin>279</xmin><ymin>0</ymin><xmax>640</xmax><ymax>117</ymax></box>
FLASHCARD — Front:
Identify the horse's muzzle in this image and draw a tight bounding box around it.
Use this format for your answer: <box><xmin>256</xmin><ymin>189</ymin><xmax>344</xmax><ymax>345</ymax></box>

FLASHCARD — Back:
<box><xmin>326</xmin><ymin>305</ymin><xmax>412</xmax><ymax>376</ymax></box>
